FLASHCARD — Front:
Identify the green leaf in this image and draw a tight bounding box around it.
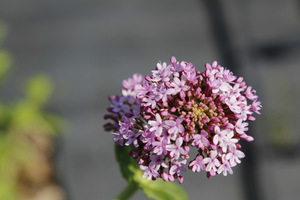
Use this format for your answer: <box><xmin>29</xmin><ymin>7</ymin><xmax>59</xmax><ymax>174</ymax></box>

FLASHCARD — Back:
<box><xmin>0</xmin><ymin>50</ymin><xmax>12</xmax><ymax>82</ymax></box>
<box><xmin>141</xmin><ymin>179</ymin><xmax>188</xmax><ymax>200</ymax></box>
<box><xmin>0</xmin><ymin>21</ymin><xmax>11</xmax><ymax>85</ymax></box>
<box><xmin>25</xmin><ymin>74</ymin><xmax>53</xmax><ymax>107</ymax></box>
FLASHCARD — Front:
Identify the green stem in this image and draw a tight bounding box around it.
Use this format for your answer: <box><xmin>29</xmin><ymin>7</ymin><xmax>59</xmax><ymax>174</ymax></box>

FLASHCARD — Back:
<box><xmin>114</xmin><ymin>182</ymin><xmax>139</xmax><ymax>200</ymax></box>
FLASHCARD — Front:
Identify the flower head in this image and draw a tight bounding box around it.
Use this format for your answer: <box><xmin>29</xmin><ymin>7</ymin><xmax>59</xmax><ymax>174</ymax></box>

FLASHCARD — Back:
<box><xmin>104</xmin><ymin>57</ymin><xmax>261</xmax><ymax>183</ymax></box>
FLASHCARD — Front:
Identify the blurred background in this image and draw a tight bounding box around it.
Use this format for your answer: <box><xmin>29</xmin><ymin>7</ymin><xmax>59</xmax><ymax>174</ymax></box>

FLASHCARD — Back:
<box><xmin>0</xmin><ymin>0</ymin><xmax>300</xmax><ymax>200</ymax></box>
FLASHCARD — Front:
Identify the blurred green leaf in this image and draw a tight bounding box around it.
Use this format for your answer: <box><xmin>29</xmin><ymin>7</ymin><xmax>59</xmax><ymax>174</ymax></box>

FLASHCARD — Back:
<box><xmin>0</xmin><ymin>50</ymin><xmax>12</xmax><ymax>84</ymax></box>
<box><xmin>11</xmin><ymin>102</ymin><xmax>50</xmax><ymax>134</ymax></box>
<box><xmin>114</xmin><ymin>145</ymin><xmax>188</xmax><ymax>200</ymax></box>
<box><xmin>0</xmin><ymin>20</ymin><xmax>11</xmax><ymax>85</ymax></box>
<box><xmin>141</xmin><ymin>179</ymin><xmax>188</xmax><ymax>200</ymax></box>
<box><xmin>25</xmin><ymin>74</ymin><xmax>53</xmax><ymax>107</ymax></box>
<box><xmin>0</xmin><ymin>181</ymin><xmax>17</xmax><ymax>200</ymax></box>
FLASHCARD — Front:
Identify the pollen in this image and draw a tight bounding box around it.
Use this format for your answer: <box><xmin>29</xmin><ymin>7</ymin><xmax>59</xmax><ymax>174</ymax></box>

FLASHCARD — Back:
<box><xmin>192</xmin><ymin>106</ymin><xmax>205</xmax><ymax>117</ymax></box>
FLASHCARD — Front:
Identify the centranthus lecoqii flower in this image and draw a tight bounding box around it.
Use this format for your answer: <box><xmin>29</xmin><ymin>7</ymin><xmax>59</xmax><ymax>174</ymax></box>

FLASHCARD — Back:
<box><xmin>104</xmin><ymin>57</ymin><xmax>262</xmax><ymax>183</ymax></box>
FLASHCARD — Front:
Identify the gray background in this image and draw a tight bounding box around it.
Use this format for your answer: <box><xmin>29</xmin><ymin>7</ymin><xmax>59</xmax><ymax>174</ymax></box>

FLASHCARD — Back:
<box><xmin>1</xmin><ymin>0</ymin><xmax>300</xmax><ymax>200</ymax></box>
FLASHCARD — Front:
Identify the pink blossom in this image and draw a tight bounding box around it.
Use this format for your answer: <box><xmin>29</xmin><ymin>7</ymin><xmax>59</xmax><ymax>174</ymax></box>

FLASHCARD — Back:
<box><xmin>245</xmin><ymin>86</ymin><xmax>258</xmax><ymax>100</ymax></box>
<box><xmin>181</xmin><ymin>62</ymin><xmax>198</xmax><ymax>82</ymax></box>
<box><xmin>140</xmin><ymin>164</ymin><xmax>160</xmax><ymax>180</ymax></box>
<box><xmin>169</xmin><ymin>160</ymin><xmax>187</xmax><ymax>177</ymax></box>
<box><xmin>222</xmin><ymin>130</ymin><xmax>238</xmax><ymax>153</ymax></box>
<box><xmin>228</xmin><ymin>83</ymin><xmax>243</xmax><ymax>98</ymax></box>
<box><xmin>205</xmin><ymin>61</ymin><xmax>218</xmax><ymax>77</ymax></box>
<box><xmin>170</xmin><ymin>77</ymin><xmax>190</xmax><ymax>94</ymax></box>
<box><xmin>149</xmin><ymin>154</ymin><xmax>168</xmax><ymax>169</ymax></box>
<box><xmin>225</xmin><ymin>96</ymin><xmax>242</xmax><ymax>114</ymax></box>
<box><xmin>112</xmin><ymin>131</ymin><xmax>125</xmax><ymax>146</ymax></box>
<box><xmin>235</xmin><ymin>119</ymin><xmax>249</xmax><ymax>135</ymax></box>
<box><xmin>217</xmin><ymin>155</ymin><xmax>233</xmax><ymax>176</ymax></box>
<box><xmin>222</xmin><ymin>68</ymin><xmax>236</xmax><ymax>83</ymax></box>
<box><xmin>143</xmin><ymin>93</ymin><xmax>159</xmax><ymax>109</ymax></box>
<box><xmin>104</xmin><ymin>57</ymin><xmax>261</xmax><ymax>183</ymax></box>
<box><xmin>136</xmin><ymin>80</ymin><xmax>155</xmax><ymax>99</ymax></box>
<box><xmin>164</xmin><ymin>117</ymin><xmax>185</xmax><ymax>136</ymax></box>
<box><xmin>226</xmin><ymin>148</ymin><xmax>245</xmax><ymax>167</ymax></box>
<box><xmin>124</xmin><ymin>130</ymin><xmax>141</xmax><ymax>147</ymax></box>
<box><xmin>154</xmin><ymin>84</ymin><xmax>174</xmax><ymax>102</ymax></box>
<box><xmin>202</xmin><ymin>150</ymin><xmax>221</xmax><ymax>176</ymax></box>
<box><xmin>237</xmin><ymin>104</ymin><xmax>253</xmax><ymax>121</ymax></box>
<box><xmin>250</xmin><ymin>99</ymin><xmax>262</xmax><ymax>114</ymax></box>
<box><xmin>189</xmin><ymin>155</ymin><xmax>206</xmax><ymax>172</ymax></box>
<box><xmin>122</xmin><ymin>73</ymin><xmax>143</xmax><ymax>96</ymax></box>
<box><xmin>166</xmin><ymin>137</ymin><xmax>188</xmax><ymax>160</ymax></box>
<box><xmin>152</xmin><ymin>138</ymin><xmax>168</xmax><ymax>156</ymax></box>
<box><xmin>213</xmin><ymin>126</ymin><xmax>227</xmax><ymax>146</ymax></box>
<box><xmin>148</xmin><ymin>113</ymin><xmax>164</xmax><ymax>137</ymax></box>
<box><xmin>141</xmin><ymin>129</ymin><xmax>156</xmax><ymax>147</ymax></box>
<box><xmin>151</xmin><ymin>62</ymin><xmax>171</xmax><ymax>82</ymax></box>
<box><xmin>192</xmin><ymin>130</ymin><xmax>210</xmax><ymax>150</ymax></box>
<box><xmin>208</xmin><ymin>77</ymin><xmax>222</xmax><ymax>94</ymax></box>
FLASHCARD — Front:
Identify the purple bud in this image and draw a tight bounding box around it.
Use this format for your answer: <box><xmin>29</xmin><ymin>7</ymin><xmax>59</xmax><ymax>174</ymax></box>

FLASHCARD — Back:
<box><xmin>180</xmin><ymin>91</ymin><xmax>186</xmax><ymax>101</ymax></box>
<box><xmin>178</xmin><ymin>176</ymin><xmax>184</xmax><ymax>184</ymax></box>
<box><xmin>170</xmin><ymin>107</ymin><xmax>177</xmax><ymax>113</ymax></box>
<box><xmin>145</xmin><ymin>75</ymin><xmax>152</xmax><ymax>81</ymax></box>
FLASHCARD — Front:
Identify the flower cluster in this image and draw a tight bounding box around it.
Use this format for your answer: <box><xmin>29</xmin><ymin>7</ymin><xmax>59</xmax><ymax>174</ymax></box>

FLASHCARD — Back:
<box><xmin>104</xmin><ymin>57</ymin><xmax>261</xmax><ymax>183</ymax></box>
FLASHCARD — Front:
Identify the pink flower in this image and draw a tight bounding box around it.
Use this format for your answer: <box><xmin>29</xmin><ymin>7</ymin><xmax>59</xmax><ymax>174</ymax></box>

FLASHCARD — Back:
<box><xmin>235</xmin><ymin>119</ymin><xmax>249</xmax><ymax>135</ymax></box>
<box><xmin>112</xmin><ymin>131</ymin><xmax>125</xmax><ymax>146</ymax></box>
<box><xmin>104</xmin><ymin>56</ymin><xmax>261</xmax><ymax>183</ymax></box>
<box><xmin>222</xmin><ymin>130</ymin><xmax>238</xmax><ymax>153</ymax></box>
<box><xmin>222</xmin><ymin>68</ymin><xmax>236</xmax><ymax>83</ymax></box>
<box><xmin>143</xmin><ymin>93</ymin><xmax>159</xmax><ymax>109</ymax></box>
<box><xmin>192</xmin><ymin>130</ymin><xmax>210</xmax><ymax>150</ymax></box>
<box><xmin>225</xmin><ymin>96</ymin><xmax>242</xmax><ymax>114</ymax></box>
<box><xmin>122</xmin><ymin>73</ymin><xmax>143</xmax><ymax>96</ymax></box>
<box><xmin>250</xmin><ymin>99</ymin><xmax>262</xmax><ymax>114</ymax></box>
<box><xmin>213</xmin><ymin>126</ymin><xmax>227</xmax><ymax>146</ymax></box>
<box><xmin>164</xmin><ymin>117</ymin><xmax>185</xmax><ymax>136</ymax></box>
<box><xmin>141</xmin><ymin>129</ymin><xmax>156</xmax><ymax>148</ymax></box>
<box><xmin>152</xmin><ymin>138</ymin><xmax>168</xmax><ymax>156</ymax></box>
<box><xmin>154</xmin><ymin>84</ymin><xmax>174</xmax><ymax>102</ymax></box>
<box><xmin>208</xmin><ymin>77</ymin><xmax>222</xmax><ymax>94</ymax></box>
<box><xmin>170</xmin><ymin>77</ymin><xmax>190</xmax><ymax>95</ymax></box>
<box><xmin>169</xmin><ymin>160</ymin><xmax>187</xmax><ymax>177</ymax></box>
<box><xmin>151</xmin><ymin>62</ymin><xmax>171</xmax><ymax>82</ymax></box>
<box><xmin>202</xmin><ymin>150</ymin><xmax>221</xmax><ymax>177</ymax></box>
<box><xmin>149</xmin><ymin>154</ymin><xmax>168</xmax><ymax>169</ymax></box>
<box><xmin>245</xmin><ymin>86</ymin><xmax>258</xmax><ymax>100</ymax></box>
<box><xmin>124</xmin><ymin>130</ymin><xmax>141</xmax><ymax>147</ymax></box>
<box><xmin>136</xmin><ymin>80</ymin><xmax>155</xmax><ymax>99</ymax></box>
<box><xmin>166</xmin><ymin>137</ymin><xmax>188</xmax><ymax>160</ymax></box>
<box><xmin>217</xmin><ymin>155</ymin><xmax>233</xmax><ymax>176</ymax></box>
<box><xmin>148</xmin><ymin>113</ymin><xmax>164</xmax><ymax>137</ymax></box>
<box><xmin>189</xmin><ymin>155</ymin><xmax>206</xmax><ymax>172</ymax></box>
<box><xmin>226</xmin><ymin>148</ymin><xmax>245</xmax><ymax>167</ymax></box>
<box><xmin>140</xmin><ymin>164</ymin><xmax>160</xmax><ymax>180</ymax></box>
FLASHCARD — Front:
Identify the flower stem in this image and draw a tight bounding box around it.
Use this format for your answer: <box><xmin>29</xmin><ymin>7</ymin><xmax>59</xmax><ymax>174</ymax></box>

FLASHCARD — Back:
<box><xmin>114</xmin><ymin>182</ymin><xmax>138</xmax><ymax>200</ymax></box>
